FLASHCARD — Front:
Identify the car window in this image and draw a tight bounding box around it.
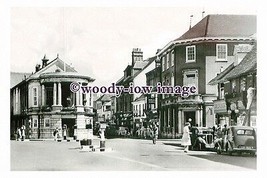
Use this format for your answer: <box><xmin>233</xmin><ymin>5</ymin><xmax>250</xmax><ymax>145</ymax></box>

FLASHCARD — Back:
<box><xmin>236</xmin><ymin>129</ymin><xmax>253</xmax><ymax>136</ymax></box>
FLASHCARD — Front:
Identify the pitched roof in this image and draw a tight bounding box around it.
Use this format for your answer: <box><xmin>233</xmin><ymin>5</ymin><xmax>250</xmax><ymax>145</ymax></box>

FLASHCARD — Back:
<box><xmin>176</xmin><ymin>14</ymin><xmax>256</xmax><ymax>41</ymax></box>
<box><xmin>224</xmin><ymin>44</ymin><xmax>257</xmax><ymax>80</ymax></box>
<box><xmin>133</xmin><ymin>60</ymin><xmax>149</xmax><ymax>69</ymax></box>
<box><xmin>10</xmin><ymin>72</ymin><xmax>31</xmax><ymax>88</ymax></box>
<box><xmin>208</xmin><ymin>63</ymin><xmax>235</xmax><ymax>85</ymax></box>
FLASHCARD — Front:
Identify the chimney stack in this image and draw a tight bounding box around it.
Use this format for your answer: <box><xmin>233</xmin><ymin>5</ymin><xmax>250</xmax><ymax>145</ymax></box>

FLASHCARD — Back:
<box><xmin>189</xmin><ymin>15</ymin><xmax>193</xmax><ymax>30</ymax></box>
<box><xmin>132</xmin><ymin>48</ymin><xmax>143</xmax><ymax>66</ymax></box>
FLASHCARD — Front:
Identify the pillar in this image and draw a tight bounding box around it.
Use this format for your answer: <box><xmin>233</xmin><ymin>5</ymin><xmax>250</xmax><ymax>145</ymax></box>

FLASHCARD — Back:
<box><xmin>178</xmin><ymin>110</ymin><xmax>182</xmax><ymax>134</ymax></box>
<box><xmin>41</xmin><ymin>85</ymin><xmax>45</xmax><ymax>106</ymax></box>
<box><xmin>79</xmin><ymin>90</ymin><xmax>83</xmax><ymax>106</ymax></box>
<box><xmin>53</xmin><ymin>83</ymin><xmax>57</xmax><ymax>106</ymax></box>
<box><xmin>58</xmin><ymin>82</ymin><xmax>62</xmax><ymax>106</ymax></box>
<box><xmin>196</xmin><ymin>109</ymin><xmax>201</xmax><ymax>127</ymax></box>
<box><xmin>76</xmin><ymin>90</ymin><xmax>79</xmax><ymax>106</ymax></box>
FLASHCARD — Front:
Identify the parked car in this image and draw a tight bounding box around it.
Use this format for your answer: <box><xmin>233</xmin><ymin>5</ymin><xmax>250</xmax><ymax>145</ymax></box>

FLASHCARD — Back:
<box><xmin>190</xmin><ymin>127</ymin><xmax>215</xmax><ymax>151</ymax></box>
<box><xmin>214</xmin><ymin>126</ymin><xmax>256</xmax><ymax>156</ymax></box>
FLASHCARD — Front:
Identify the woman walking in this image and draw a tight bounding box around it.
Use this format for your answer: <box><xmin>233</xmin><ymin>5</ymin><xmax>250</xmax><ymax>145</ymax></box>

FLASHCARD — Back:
<box><xmin>181</xmin><ymin>122</ymin><xmax>191</xmax><ymax>153</ymax></box>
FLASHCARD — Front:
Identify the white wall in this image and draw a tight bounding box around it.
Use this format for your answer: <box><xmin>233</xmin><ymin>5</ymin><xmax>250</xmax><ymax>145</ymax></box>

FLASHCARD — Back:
<box><xmin>133</xmin><ymin>60</ymin><xmax>155</xmax><ymax>100</ymax></box>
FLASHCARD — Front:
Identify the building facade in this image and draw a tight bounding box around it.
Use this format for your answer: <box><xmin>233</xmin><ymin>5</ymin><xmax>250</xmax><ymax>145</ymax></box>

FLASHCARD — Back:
<box><xmin>209</xmin><ymin>44</ymin><xmax>257</xmax><ymax>127</ymax></box>
<box><xmin>157</xmin><ymin>15</ymin><xmax>256</xmax><ymax>138</ymax></box>
<box><xmin>10</xmin><ymin>55</ymin><xmax>94</xmax><ymax>140</ymax></box>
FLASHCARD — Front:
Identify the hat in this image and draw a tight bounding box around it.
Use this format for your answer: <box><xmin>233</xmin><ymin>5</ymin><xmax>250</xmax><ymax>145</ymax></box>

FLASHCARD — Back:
<box><xmin>185</xmin><ymin>122</ymin><xmax>190</xmax><ymax>126</ymax></box>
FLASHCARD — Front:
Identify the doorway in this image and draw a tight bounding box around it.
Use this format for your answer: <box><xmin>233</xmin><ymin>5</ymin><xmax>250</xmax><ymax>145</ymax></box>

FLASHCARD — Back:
<box><xmin>184</xmin><ymin>111</ymin><xmax>196</xmax><ymax>126</ymax></box>
<box><xmin>61</xmin><ymin>118</ymin><xmax>75</xmax><ymax>137</ymax></box>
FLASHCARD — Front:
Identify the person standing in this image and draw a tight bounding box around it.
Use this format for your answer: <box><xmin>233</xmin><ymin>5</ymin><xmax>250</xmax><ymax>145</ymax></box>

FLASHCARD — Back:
<box><xmin>152</xmin><ymin>124</ymin><xmax>159</xmax><ymax>144</ymax></box>
<box><xmin>21</xmin><ymin>125</ymin><xmax>25</xmax><ymax>141</ymax></box>
<box><xmin>16</xmin><ymin>127</ymin><xmax>21</xmax><ymax>141</ymax></box>
<box><xmin>53</xmin><ymin>127</ymin><xmax>59</xmax><ymax>141</ymax></box>
<box><xmin>181</xmin><ymin>122</ymin><xmax>191</xmax><ymax>153</ymax></box>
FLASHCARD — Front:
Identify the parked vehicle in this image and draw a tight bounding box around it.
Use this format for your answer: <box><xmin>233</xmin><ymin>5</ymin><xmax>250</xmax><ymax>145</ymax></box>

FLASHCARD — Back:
<box><xmin>190</xmin><ymin>127</ymin><xmax>215</xmax><ymax>151</ymax></box>
<box><xmin>214</xmin><ymin>126</ymin><xmax>256</xmax><ymax>156</ymax></box>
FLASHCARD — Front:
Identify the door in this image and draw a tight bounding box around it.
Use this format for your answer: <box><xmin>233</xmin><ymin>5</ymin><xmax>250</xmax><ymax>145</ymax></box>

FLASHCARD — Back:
<box><xmin>184</xmin><ymin>111</ymin><xmax>196</xmax><ymax>126</ymax></box>
<box><xmin>61</xmin><ymin>118</ymin><xmax>75</xmax><ymax>137</ymax></box>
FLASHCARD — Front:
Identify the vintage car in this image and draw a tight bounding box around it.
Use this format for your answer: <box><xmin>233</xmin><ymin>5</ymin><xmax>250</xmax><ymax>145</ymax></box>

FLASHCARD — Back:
<box><xmin>190</xmin><ymin>127</ymin><xmax>215</xmax><ymax>151</ymax></box>
<box><xmin>214</xmin><ymin>126</ymin><xmax>256</xmax><ymax>156</ymax></box>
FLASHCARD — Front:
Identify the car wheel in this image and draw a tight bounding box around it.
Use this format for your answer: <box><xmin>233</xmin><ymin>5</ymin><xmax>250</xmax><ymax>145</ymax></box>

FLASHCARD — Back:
<box><xmin>216</xmin><ymin>145</ymin><xmax>222</xmax><ymax>154</ymax></box>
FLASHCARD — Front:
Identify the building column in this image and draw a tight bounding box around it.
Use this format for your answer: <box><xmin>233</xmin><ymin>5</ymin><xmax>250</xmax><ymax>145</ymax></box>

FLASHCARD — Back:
<box><xmin>178</xmin><ymin>110</ymin><xmax>182</xmax><ymax>134</ymax></box>
<box><xmin>53</xmin><ymin>83</ymin><xmax>57</xmax><ymax>106</ymax></box>
<box><xmin>85</xmin><ymin>92</ymin><xmax>90</xmax><ymax>107</ymax></box>
<box><xmin>58</xmin><ymin>82</ymin><xmax>62</xmax><ymax>106</ymax></box>
<box><xmin>79</xmin><ymin>90</ymin><xmax>83</xmax><ymax>106</ymax></box>
<box><xmin>196</xmin><ymin>109</ymin><xmax>200</xmax><ymax>127</ymax></box>
<box><xmin>41</xmin><ymin>85</ymin><xmax>45</xmax><ymax>106</ymax></box>
<box><xmin>76</xmin><ymin>91</ymin><xmax>79</xmax><ymax>106</ymax></box>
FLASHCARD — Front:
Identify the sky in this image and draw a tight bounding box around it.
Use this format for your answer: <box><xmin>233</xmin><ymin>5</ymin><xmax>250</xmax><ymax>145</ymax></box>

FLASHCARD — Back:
<box><xmin>10</xmin><ymin>4</ymin><xmax>257</xmax><ymax>87</ymax></box>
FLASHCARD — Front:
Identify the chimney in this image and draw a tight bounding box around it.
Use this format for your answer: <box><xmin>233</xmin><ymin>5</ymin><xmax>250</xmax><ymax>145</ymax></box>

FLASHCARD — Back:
<box><xmin>189</xmin><ymin>15</ymin><xmax>193</xmax><ymax>30</ymax></box>
<box><xmin>202</xmin><ymin>10</ymin><xmax>205</xmax><ymax>18</ymax></box>
<box><xmin>132</xmin><ymin>48</ymin><xmax>143</xmax><ymax>66</ymax></box>
<box><xmin>42</xmin><ymin>54</ymin><xmax>49</xmax><ymax>68</ymax></box>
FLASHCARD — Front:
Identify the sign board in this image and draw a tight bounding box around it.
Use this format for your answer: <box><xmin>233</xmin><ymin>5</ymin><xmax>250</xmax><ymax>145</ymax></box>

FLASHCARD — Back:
<box><xmin>214</xmin><ymin>100</ymin><xmax>227</xmax><ymax>113</ymax></box>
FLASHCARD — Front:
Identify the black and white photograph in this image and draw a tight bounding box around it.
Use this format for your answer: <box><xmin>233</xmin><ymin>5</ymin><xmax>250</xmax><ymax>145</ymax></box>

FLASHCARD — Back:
<box><xmin>0</xmin><ymin>0</ymin><xmax>266</xmax><ymax>177</ymax></box>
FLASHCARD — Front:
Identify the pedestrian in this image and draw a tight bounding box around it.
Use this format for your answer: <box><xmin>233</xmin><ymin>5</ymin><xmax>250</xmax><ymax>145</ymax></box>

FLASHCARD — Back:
<box><xmin>21</xmin><ymin>125</ymin><xmax>25</xmax><ymax>141</ymax></box>
<box><xmin>181</xmin><ymin>122</ymin><xmax>191</xmax><ymax>153</ymax></box>
<box><xmin>16</xmin><ymin>127</ymin><xmax>21</xmax><ymax>141</ymax></box>
<box><xmin>53</xmin><ymin>127</ymin><xmax>59</xmax><ymax>141</ymax></box>
<box><xmin>152</xmin><ymin>123</ymin><xmax>159</xmax><ymax>144</ymax></box>
<box><xmin>222</xmin><ymin>124</ymin><xmax>228</xmax><ymax>151</ymax></box>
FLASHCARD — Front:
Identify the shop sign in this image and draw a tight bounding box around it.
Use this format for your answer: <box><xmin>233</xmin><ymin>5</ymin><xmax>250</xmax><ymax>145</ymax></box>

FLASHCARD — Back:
<box><xmin>214</xmin><ymin>100</ymin><xmax>227</xmax><ymax>113</ymax></box>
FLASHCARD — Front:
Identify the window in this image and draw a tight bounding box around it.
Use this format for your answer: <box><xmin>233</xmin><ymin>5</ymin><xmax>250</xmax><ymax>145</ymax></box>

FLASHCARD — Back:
<box><xmin>33</xmin><ymin>87</ymin><xmax>38</xmax><ymax>106</ymax></box>
<box><xmin>219</xmin><ymin>83</ymin><xmax>225</xmax><ymax>99</ymax></box>
<box><xmin>44</xmin><ymin>119</ymin><xmax>50</xmax><ymax>128</ymax></box>
<box><xmin>216</xmin><ymin>44</ymin><xmax>227</xmax><ymax>61</ymax></box>
<box><xmin>236</xmin><ymin>129</ymin><xmax>253</xmax><ymax>136</ymax></box>
<box><xmin>162</xmin><ymin>57</ymin><xmax>165</xmax><ymax>71</ymax></box>
<box><xmin>231</xmin><ymin>80</ymin><xmax>237</xmax><ymax>93</ymax></box>
<box><xmin>240</xmin><ymin>77</ymin><xmax>246</xmax><ymax>92</ymax></box>
<box><xmin>186</xmin><ymin>45</ymin><xmax>196</xmax><ymax>62</ymax></box>
<box><xmin>171</xmin><ymin>50</ymin><xmax>175</xmax><ymax>66</ymax></box>
<box><xmin>166</xmin><ymin>54</ymin><xmax>169</xmax><ymax>69</ymax></box>
<box><xmin>33</xmin><ymin>118</ymin><xmax>38</xmax><ymax>128</ymax></box>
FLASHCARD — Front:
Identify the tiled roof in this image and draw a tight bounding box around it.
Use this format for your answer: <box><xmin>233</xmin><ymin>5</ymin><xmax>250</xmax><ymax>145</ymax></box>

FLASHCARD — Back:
<box><xmin>208</xmin><ymin>63</ymin><xmax>235</xmax><ymax>85</ymax></box>
<box><xmin>224</xmin><ymin>44</ymin><xmax>257</xmax><ymax>80</ymax></box>
<box><xmin>176</xmin><ymin>15</ymin><xmax>256</xmax><ymax>41</ymax></box>
<box><xmin>10</xmin><ymin>72</ymin><xmax>31</xmax><ymax>88</ymax></box>
<box><xmin>133</xmin><ymin>60</ymin><xmax>149</xmax><ymax>69</ymax></box>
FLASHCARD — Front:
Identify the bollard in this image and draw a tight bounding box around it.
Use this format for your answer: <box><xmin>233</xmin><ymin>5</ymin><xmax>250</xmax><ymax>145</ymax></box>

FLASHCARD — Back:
<box><xmin>100</xmin><ymin>140</ymin><xmax>105</xmax><ymax>152</ymax></box>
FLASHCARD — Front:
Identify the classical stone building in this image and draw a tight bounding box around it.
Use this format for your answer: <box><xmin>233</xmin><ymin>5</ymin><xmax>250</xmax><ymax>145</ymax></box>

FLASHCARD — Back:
<box><xmin>10</xmin><ymin>55</ymin><xmax>94</xmax><ymax>140</ymax></box>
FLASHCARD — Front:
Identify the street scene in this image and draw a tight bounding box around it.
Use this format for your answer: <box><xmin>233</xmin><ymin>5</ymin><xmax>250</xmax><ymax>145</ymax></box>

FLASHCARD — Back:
<box><xmin>9</xmin><ymin>5</ymin><xmax>258</xmax><ymax>172</ymax></box>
